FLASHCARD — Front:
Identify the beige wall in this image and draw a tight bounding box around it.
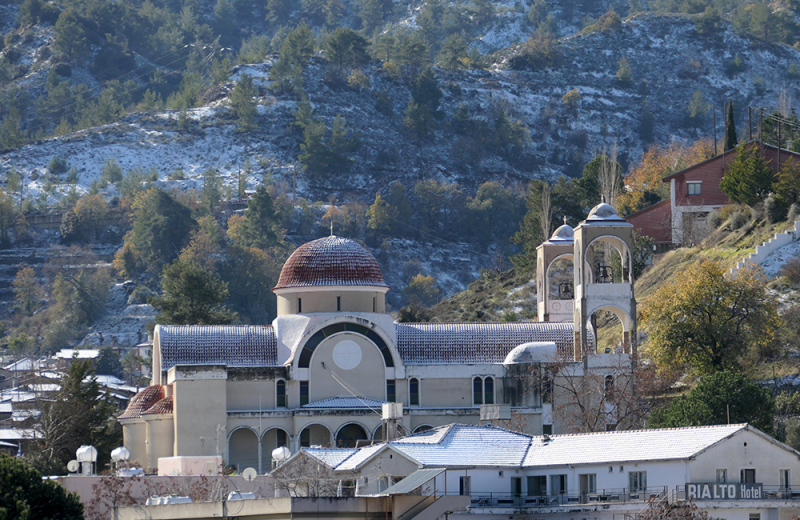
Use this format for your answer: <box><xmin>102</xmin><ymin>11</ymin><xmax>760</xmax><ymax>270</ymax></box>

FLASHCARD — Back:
<box><xmin>227</xmin><ymin>380</ymin><xmax>277</xmax><ymax>411</ymax></box>
<box><xmin>417</xmin><ymin>377</ymin><xmax>472</xmax><ymax>408</ymax></box>
<box><xmin>122</xmin><ymin>419</ymin><xmax>147</xmax><ymax>468</ymax></box>
<box><xmin>146</xmin><ymin>415</ymin><xmax>175</xmax><ymax>471</ymax></box>
<box><xmin>308</xmin><ymin>333</ymin><xmax>387</xmax><ymax>402</ymax></box>
<box><xmin>276</xmin><ymin>288</ymin><xmax>386</xmax><ymax>315</ymax></box>
<box><xmin>171</xmin><ymin>368</ymin><xmax>228</xmax><ymax>459</ymax></box>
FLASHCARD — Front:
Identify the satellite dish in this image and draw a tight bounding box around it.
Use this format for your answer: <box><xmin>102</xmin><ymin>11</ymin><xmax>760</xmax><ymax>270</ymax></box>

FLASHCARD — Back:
<box><xmin>67</xmin><ymin>460</ymin><xmax>80</xmax><ymax>473</ymax></box>
<box><xmin>242</xmin><ymin>468</ymin><xmax>257</xmax><ymax>481</ymax></box>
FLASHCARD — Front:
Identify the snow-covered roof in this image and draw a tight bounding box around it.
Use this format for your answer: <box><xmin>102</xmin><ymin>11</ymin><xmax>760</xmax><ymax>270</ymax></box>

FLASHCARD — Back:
<box><xmin>157</xmin><ymin>325</ymin><xmax>278</xmax><ymax>371</ymax></box>
<box><xmin>579</xmin><ymin>203</ymin><xmax>632</xmax><ymax>227</ymax></box>
<box><xmin>523</xmin><ymin>424</ymin><xmax>749</xmax><ymax>467</ymax></box>
<box><xmin>274</xmin><ymin>236</ymin><xmax>387</xmax><ymax>290</ymax></box>
<box><xmin>301</xmin><ymin>397</ymin><xmax>385</xmax><ymax>409</ymax></box>
<box><xmin>334</xmin><ymin>444</ymin><xmax>389</xmax><ymax>471</ymax></box>
<box><xmin>546</xmin><ymin>224</ymin><xmax>574</xmax><ymax>243</ymax></box>
<box><xmin>0</xmin><ymin>429</ymin><xmax>37</xmax><ymax>440</ymax></box>
<box><xmin>55</xmin><ymin>349</ymin><xmax>99</xmax><ymax>359</ymax></box>
<box><xmin>0</xmin><ymin>403</ymin><xmax>12</xmax><ymax>413</ymax></box>
<box><xmin>304</xmin><ymin>448</ymin><xmax>359</xmax><ymax>468</ymax></box>
<box><xmin>11</xmin><ymin>409</ymin><xmax>40</xmax><ymax>421</ymax></box>
<box><xmin>396</xmin><ymin>322</ymin><xmax>584</xmax><ymax>364</ymax></box>
<box><xmin>3</xmin><ymin>358</ymin><xmax>41</xmax><ymax>371</ymax></box>
<box><xmin>503</xmin><ymin>342</ymin><xmax>559</xmax><ymax>364</ymax></box>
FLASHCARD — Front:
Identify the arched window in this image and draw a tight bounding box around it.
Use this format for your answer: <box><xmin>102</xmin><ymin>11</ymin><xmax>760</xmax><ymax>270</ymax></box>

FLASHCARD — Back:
<box><xmin>473</xmin><ymin>377</ymin><xmax>483</xmax><ymax>405</ymax></box>
<box><xmin>409</xmin><ymin>378</ymin><xmax>419</xmax><ymax>406</ymax></box>
<box><xmin>484</xmin><ymin>377</ymin><xmax>494</xmax><ymax>405</ymax></box>
<box><xmin>542</xmin><ymin>376</ymin><xmax>552</xmax><ymax>404</ymax></box>
<box><xmin>276</xmin><ymin>380</ymin><xmax>286</xmax><ymax>408</ymax></box>
<box><xmin>605</xmin><ymin>375</ymin><xmax>614</xmax><ymax>401</ymax></box>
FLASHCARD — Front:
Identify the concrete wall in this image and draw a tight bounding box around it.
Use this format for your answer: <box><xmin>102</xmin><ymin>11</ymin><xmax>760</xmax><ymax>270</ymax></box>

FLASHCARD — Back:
<box><xmin>145</xmin><ymin>415</ymin><xmax>175</xmax><ymax>471</ymax></box>
<box><xmin>276</xmin><ymin>288</ymin><xmax>386</xmax><ymax>315</ymax></box>
<box><xmin>170</xmin><ymin>367</ymin><xmax>228</xmax><ymax>459</ymax></box>
<box><xmin>122</xmin><ymin>419</ymin><xmax>147</xmax><ymax>468</ymax></box>
<box><xmin>308</xmin><ymin>332</ymin><xmax>387</xmax><ymax>402</ymax></box>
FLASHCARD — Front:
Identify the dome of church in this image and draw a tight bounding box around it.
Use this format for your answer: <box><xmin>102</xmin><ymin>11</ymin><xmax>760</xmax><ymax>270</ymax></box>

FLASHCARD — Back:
<box><xmin>582</xmin><ymin>202</ymin><xmax>630</xmax><ymax>226</ymax></box>
<box><xmin>503</xmin><ymin>342</ymin><xmax>559</xmax><ymax>364</ymax></box>
<box><xmin>274</xmin><ymin>236</ymin><xmax>387</xmax><ymax>290</ymax></box>
<box><xmin>548</xmin><ymin>224</ymin><xmax>574</xmax><ymax>243</ymax></box>
<box><xmin>119</xmin><ymin>385</ymin><xmax>165</xmax><ymax>419</ymax></box>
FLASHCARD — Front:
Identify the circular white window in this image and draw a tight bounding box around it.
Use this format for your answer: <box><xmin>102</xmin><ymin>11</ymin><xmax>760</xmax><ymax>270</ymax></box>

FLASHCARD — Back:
<box><xmin>332</xmin><ymin>340</ymin><xmax>362</xmax><ymax>370</ymax></box>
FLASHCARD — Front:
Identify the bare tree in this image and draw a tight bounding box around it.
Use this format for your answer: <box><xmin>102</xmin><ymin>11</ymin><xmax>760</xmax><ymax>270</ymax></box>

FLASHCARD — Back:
<box><xmin>271</xmin><ymin>452</ymin><xmax>351</xmax><ymax>497</ymax></box>
<box><xmin>540</xmin><ymin>182</ymin><xmax>552</xmax><ymax>241</ymax></box>
<box><xmin>598</xmin><ymin>142</ymin><xmax>621</xmax><ymax>208</ymax></box>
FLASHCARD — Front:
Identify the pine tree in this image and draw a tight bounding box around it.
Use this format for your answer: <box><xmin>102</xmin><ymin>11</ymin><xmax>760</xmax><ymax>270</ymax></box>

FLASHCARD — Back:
<box><xmin>438</xmin><ymin>34</ymin><xmax>468</xmax><ymax>70</ymax></box>
<box><xmin>615</xmin><ymin>56</ymin><xmax>633</xmax><ymax>86</ymax></box>
<box><xmin>54</xmin><ymin>9</ymin><xmax>88</xmax><ymax>62</ymax></box>
<box><xmin>720</xmin><ymin>143</ymin><xmax>774</xmax><ymax>206</ymax></box>
<box><xmin>231</xmin><ymin>73</ymin><xmax>258</xmax><ymax>132</ymax></box>
<box><xmin>725</xmin><ymin>99</ymin><xmax>738</xmax><ymax>151</ymax></box>
<box><xmin>358</xmin><ymin>0</ymin><xmax>384</xmax><ymax>33</ymax></box>
<box><xmin>201</xmin><ymin>167</ymin><xmax>223</xmax><ymax>210</ymax></box>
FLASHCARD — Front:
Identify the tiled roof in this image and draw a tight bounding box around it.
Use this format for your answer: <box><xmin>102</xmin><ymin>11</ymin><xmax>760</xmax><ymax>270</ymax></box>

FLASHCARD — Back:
<box><xmin>118</xmin><ymin>385</ymin><xmax>165</xmax><ymax>419</ymax></box>
<box><xmin>301</xmin><ymin>397</ymin><xmax>385</xmax><ymax>409</ymax></box>
<box><xmin>396</xmin><ymin>322</ymin><xmax>585</xmax><ymax>364</ymax></box>
<box><xmin>157</xmin><ymin>325</ymin><xmax>278</xmax><ymax>371</ymax></box>
<box><xmin>142</xmin><ymin>395</ymin><xmax>173</xmax><ymax>415</ymax></box>
<box><xmin>274</xmin><ymin>236</ymin><xmax>387</xmax><ymax>290</ymax></box>
<box><xmin>523</xmin><ymin>424</ymin><xmax>749</xmax><ymax>467</ymax></box>
<box><xmin>335</xmin><ymin>444</ymin><xmax>387</xmax><ymax>471</ymax></box>
<box><xmin>305</xmin><ymin>448</ymin><xmax>359</xmax><ymax>467</ymax></box>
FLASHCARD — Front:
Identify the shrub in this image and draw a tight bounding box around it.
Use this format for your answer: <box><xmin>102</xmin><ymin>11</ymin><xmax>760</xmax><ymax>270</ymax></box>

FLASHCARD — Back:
<box><xmin>508</xmin><ymin>37</ymin><xmax>563</xmax><ymax>71</ymax></box>
<box><xmin>127</xmin><ymin>284</ymin><xmax>156</xmax><ymax>305</ymax></box>
<box><xmin>729</xmin><ymin>210</ymin><xmax>749</xmax><ymax>229</ymax></box>
<box><xmin>780</xmin><ymin>257</ymin><xmax>800</xmax><ymax>285</ymax></box>
<box><xmin>53</xmin><ymin>62</ymin><xmax>71</xmax><ymax>77</ymax></box>
<box><xmin>788</xmin><ymin>203</ymin><xmax>798</xmax><ymax>222</ymax></box>
<box><xmin>706</xmin><ymin>208</ymin><xmax>722</xmax><ymax>229</ymax></box>
<box><xmin>725</xmin><ymin>54</ymin><xmax>745</xmax><ymax>76</ymax></box>
<box><xmin>718</xmin><ymin>204</ymin><xmax>740</xmax><ymax>222</ymax></box>
<box><xmin>764</xmin><ymin>195</ymin><xmax>785</xmax><ymax>224</ymax></box>
<box><xmin>48</xmin><ymin>156</ymin><xmax>68</xmax><ymax>174</ymax></box>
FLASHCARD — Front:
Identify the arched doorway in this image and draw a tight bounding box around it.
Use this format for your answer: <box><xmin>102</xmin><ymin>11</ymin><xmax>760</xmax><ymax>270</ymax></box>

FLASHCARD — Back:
<box><xmin>299</xmin><ymin>424</ymin><xmax>332</xmax><ymax>448</ymax></box>
<box><xmin>336</xmin><ymin>423</ymin><xmax>369</xmax><ymax>447</ymax></box>
<box><xmin>228</xmin><ymin>427</ymin><xmax>258</xmax><ymax>473</ymax></box>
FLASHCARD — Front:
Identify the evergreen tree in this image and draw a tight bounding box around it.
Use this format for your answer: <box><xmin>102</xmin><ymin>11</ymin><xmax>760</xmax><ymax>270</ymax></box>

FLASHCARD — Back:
<box><xmin>1</xmin><ymin>448</ymin><xmax>84</xmax><ymax>519</ymax></box>
<box><xmin>151</xmin><ymin>259</ymin><xmax>236</xmax><ymax>325</ymax></box>
<box><xmin>720</xmin><ymin>143</ymin><xmax>774</xmax><ymax>206</ymax></box>
<box><xmin>358</xmin><ymin>0</ymin><xmax>384</xmax><ymax>33</ymax></box>
<box><xmin>412</xmin><ymin>67</ymin><xmax>442</xmax><ymax>113</ymax></box>
<box><xmin>230</xmin><ymin>73</ymin><xmax>258</xmax><ymax>132</ymax></box>
<box><xmin>267</xmin><ymin>0</ymin><xmax>292</xmax><ymax>24</ymax></box>
<box><xmin>725</xmin><ymin>98</ymin><xmax>738</xmax><ymax>151</ymax></box>
<box><xmin>201</xmin><ymin>167</ymin><xmax>223</xmax><ymax>210</ymax></box>
<box><xmin>615</xmin><ymin>56</ymin><xmax>633</xmax><ymax>86</ymax></box>
<box><xmin>129</xmin><ymin>188</ymin><xmax>197</xmax><ymax>269</ymax></box>
<box><xmin>241</xmin><ymin>185</ymin><xmax>285</xmax><ymax>250</ymax></box>
<box><xmin>687</xmin><ymin>90</ymin><xmax>709</xmax><ymax>128</ymax></box>
<box><xmin>95</xmin><ymin>346</ymin><xmax>124</xmax><ymax>378</ymax></box>
<box><xmin>438</xmin><ymin>34</ymin><xmax>468</xmax><ymax>70</ymax></box>
<box><xmin>325</xmin><ymin>27</ymin><xmax>370</xmax><ymax>70</ymax></box>
<box><xmin>54</xmin><ymin>10</ymin><xmax>88</xmax><ymax>62</ymax></box>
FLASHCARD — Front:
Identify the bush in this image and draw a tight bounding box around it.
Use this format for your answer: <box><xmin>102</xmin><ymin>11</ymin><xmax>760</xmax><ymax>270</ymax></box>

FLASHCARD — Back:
<box><xmin>764</xmin><ymin>195</ymin><xmax>785</xmax><ymax>224</ymax></box>
<box><xmin>788</xmin><ymin>203</ymin><xmax>798</xmax><ymax>222</ymax></box>
<box><xmin>127</xmin><ymin>284</ymin><xmax>155</xmax><ymax>305</ymax></box>
<box><xmin>53</xmin><ymin>62</ymin><xmax>71</xmax><ymax>77</ymax></box>
<box><xmin>48</xmin><ymin>156</ymin><xmax>68</xmax><ymax>174</ymax></box>
<box><xmin>729</xmin><ymin>210</ymin><xmax>750</xmax><ymax>229</ymax></box>
<box><xmin>508</xmin><ymin>37</ymin><xmax>563</xmax><ymax>71</ymax></box>
<box><xmin>780</xmin><ymin>257</ymin><xmax>800</xmax><ymax>285</ymax></box>
<box><xmin>706</xmin><ymin>208</ymin><xmax>722</xmax><ymax>229</ymax></box>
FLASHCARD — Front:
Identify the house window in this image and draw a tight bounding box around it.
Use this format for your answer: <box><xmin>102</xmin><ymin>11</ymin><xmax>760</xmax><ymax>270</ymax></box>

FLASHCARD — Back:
<box><xmin>604</xmin><ymin>375</ymin><xmax>614</xmax><ymax>401</ymax></box>
<box><xmin>741</xmin><ymin>469</ymin><xmax>756</xmax><ymax>483</ymax></box>
<box><xmin>485</xmin><ymin>377</ymin><xmax>494</xmax><ymax>404</ymax></box>
<box><xmin>300</xmin><ymin>381</ymin><xmax>309</xmax><ymax>406</ymax></box>
<box><xmin>473</xmin><ymin>377</ymin><xmax>483</xmax><ymax>405</ymax></box>
<box><xmin>297</xmin><ymin>298</ymin><xmax>302</xmax><ymax>313</ymax></box>
<box><xmin>551</xmin><ymin>474</ymin><xmax>567</xmax><ymax>495</ymax></box>
<box><xmin>579</xmin><ymin>474</ymin><xmax>596</xmax><ymax>495</ymax></box>
<box><xmin>459</xmin><ymin>476</ymin><xmax>471</xmax><ymax>495</ymax></box>
<box><xmin>716</xmin><ymin>469</ymin><xmax>727</xmax><ymax>484</ymax></box>
<box><xmin>409</xmin><ymin>378</ymin><xmax>419</xmax><ymax>406</ymax></box>
<box><xmin>687</xmin><ymin>182</ymin><xmax>701</xmax><ymax>195</ymax></box>
<box><xmin>387</xmin><ymin>380</ymin><xmax>395</xmax><ymax>402</ymax></box>
<box><xmin>276</xmin><ymin>429</ymin><xmax>287</xmax><ymax>447</ymax></box>
<box><xmin>528</xmin><ymin>476</ymin><xmax>547</xmax><ymax>496</ymax></box>
<box><xmin>542</xmin><ymin>424</ymin><xmax>552</xmax><ymax>435</ymax></box>
<box><xmin>629</xmin><ymin>471</ymin><xmax>647</xmax><ymax>492</ymax></box>
<box><xmin>276</xmin><ymin>380</ymin><xmax>286</xmax><ymax>408</ymax></box>
<box><xmin>337</xmin><ymin>296</ymin><xmax>341</xmax><ymax>311</ymax></box>
<box><xmin>781</xmin><ymin>469</ymin><xmax>791</xmax><ymax>489</ymax></box>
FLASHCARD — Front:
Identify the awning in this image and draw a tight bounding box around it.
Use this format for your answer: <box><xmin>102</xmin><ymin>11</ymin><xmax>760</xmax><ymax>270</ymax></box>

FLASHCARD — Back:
<box><xmin>378</xmin><ymin>468</ymin><xmax>445</xmax><ymax>496</ymax></box>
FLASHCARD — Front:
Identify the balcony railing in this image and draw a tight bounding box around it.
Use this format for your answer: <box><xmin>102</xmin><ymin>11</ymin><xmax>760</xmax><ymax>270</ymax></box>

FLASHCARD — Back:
<box><xmin>465</xmin><ymin>487</ymin><xmax>667</xmax><ymax>509</ymax></box>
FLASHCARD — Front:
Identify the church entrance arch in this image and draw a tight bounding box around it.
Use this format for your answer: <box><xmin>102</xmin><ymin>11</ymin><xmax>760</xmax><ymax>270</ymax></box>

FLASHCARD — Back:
<box><xmin>228</xmin><ymin>427</ymin><xmax>258</xmax><ymax>473</ymax></box>
<box><xmin>336</xmin><ymin>423</ymin><xmax>369</xmax><ymax>448</ymax></box>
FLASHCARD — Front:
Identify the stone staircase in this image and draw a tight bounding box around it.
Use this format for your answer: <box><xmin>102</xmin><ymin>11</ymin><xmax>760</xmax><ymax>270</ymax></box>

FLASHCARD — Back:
<box><xmin>730</xmin><ymin>221</ymin><xmax>800</xmax><ymax>275</ymax></box>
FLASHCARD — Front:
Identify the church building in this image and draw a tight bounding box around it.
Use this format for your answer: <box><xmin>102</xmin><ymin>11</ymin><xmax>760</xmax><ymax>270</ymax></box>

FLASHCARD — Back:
<box><xmin>119</xmin><ymin>203</ymin><xmax>638</xmax><ymax>474</ymax></box>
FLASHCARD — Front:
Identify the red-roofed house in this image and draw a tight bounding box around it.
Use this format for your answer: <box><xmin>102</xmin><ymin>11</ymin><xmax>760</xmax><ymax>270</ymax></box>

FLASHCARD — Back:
<box><xmin>627</xmin><ymin>141</ymin><xmax>799</xmax><ymax>245</ymax></box>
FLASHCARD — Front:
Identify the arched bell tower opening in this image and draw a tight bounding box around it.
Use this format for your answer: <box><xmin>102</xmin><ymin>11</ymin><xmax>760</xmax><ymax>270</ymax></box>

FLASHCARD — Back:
<box><xmin>537</xmin><ymin>224</ymin><xmax>576</xmax><ymax>322</ymax></box>
<box><xmin>572</xmin><ymin>203</ymin><xmax>636</xmax><ymax>364</ymax></box>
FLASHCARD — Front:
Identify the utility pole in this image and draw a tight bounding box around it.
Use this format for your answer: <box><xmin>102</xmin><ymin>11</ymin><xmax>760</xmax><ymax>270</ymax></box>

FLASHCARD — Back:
<box><xmin>759</xmin><ymin>108</ymin><xmax>764</xmax><ymax>152</ymax></box>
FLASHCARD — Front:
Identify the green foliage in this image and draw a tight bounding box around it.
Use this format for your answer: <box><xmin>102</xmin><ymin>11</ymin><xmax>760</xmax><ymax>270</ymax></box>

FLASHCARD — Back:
<box><xmin>720</xmin><ymin>143</ymin><xmax>774</xmax><ymax>206</ymax></box>
<box><xmin>128</xmin><ymin>188</ymin><xmax>197</xmax><ymax>269</ymax></box>
<box><xmin>403</xmin><ymin>100</ymin><xmax>436</xmax><ymax>139</ymax></box>
<box><xmin>222</xmin><ymin>245</ymin><xmax>281</xmax><ymax>323</ymax></box>
<box><xmin>724</xmin><ymin>99</ymin><xmax>737</xmax><ymax>151</ymax></box>
<box><xmin>60</xmin><ymin>194</ymin><xmax>108</xmax><ymax>243</ymax></box>
<box><xmin>775</xmin><ymin>159</ymin><xmax>800</xmax><ymax>209</ymax></box>
<box><xmin>403</xmin><ymin>273</ymin><xmax>440</xmax><ymax>305</ymax></box>
<box><xmin>508</xmin><ymin>36</ymin><xmax>562</xmax><ymax>71</ymax></box>
<box><xmin>95</xmin><ymin>346</ymin><xmax>124</xmax><ymax>378</ymax></box>
<box><xmin>582</xmin><ymin>7</ymin><xmax>622</xmax><ymax>33</ymax></box>
<box><xmin>54</xmin><ymin>9</ymin><xmax>88</xmax><ymax>62</ymax></box>
<box><xmin>686</xmin><ymin>90</ymin><xmax>709</xmax><ymax>128</ymax></box>
<box><xmin>119</xmin><ymin>166</ymin><xmax>156</xmax><ymax>199</ymax></box>
<box><xmin>649</xmin><ymin>370</ymin><xmax>775</xmax><ymax>434</ymax></box>
<box><xmin>527</xmin><ymin>0</ymin><xmax>548</xmax><ymax>25</ymax></box>
<box><xmin>438</xmin><ymin>34</ymin><xmax>468</xmax><ymax>70</ymax></box>
<box><xmin>0</xmin><ymin>107</ymin><xmax>27</xmax><ymax>150</ymax></box>
<box><xmin>230</xmin><ymin>73</ymin><xmax>258</xmax><ymax>132</ymax></box>
<box><xmin>642</xmin><ymin>261</ymin><xmax>779</xmax><ymax>375</ymax></box>
<box><xmin>270</xmin><ymin>22</ymin><xmax>314</xmax><ymax>93</ymax></box>
<box><xmin>12</xmin><ymin>267</ymin><xmax>42</xmax><ymax>316</ymax></box>
<box><xmin>299</xmin><ymin>114</ymin><xmax>359</xmax><ymax>177</ymax></box>
<box><xmin>48</xmin><ymin>157</ymin><xmax>68</xmax><ymax>174</ymax></box>
<box><xmin>0</xmin><ymin>455</ymin><xmax>84</xmax><ymax>520</ymax></box>
<box><xmin>151</xmin><ymin>259</ymin><xmax>236</xmax><ymax>325</ymax></box>
<box><xmin>324</xmin><ymin>27</ymin><xmax>370</xmax><ymax>70</ymax></box>
<box><xmin>695</xmin><ymin>6</ymin><xmax>720</xmax><ymax>36</ymax></box>
<box><xmin>52</xmin><ymin>267</ymin><xmax>111</xmax><ymax>329</ymax></box>
<box><xmin>725</xmin><ymin>54</ymin><xmax>745</xmax><ymax>76</ymax></box>
<box><xmin>562</xmin><ymin>88</ymin><xmax>581</xmax><ymax>112</ymax></box>
<box><xmin>615</xmin><ymin>56</ymin><xmax>633</xmax><ymax>86</ymax></box>
<box><xmin>238</xmin><ymin>185</ymin><xmax>286</xmax><ymax>250</ymax></box>
<box><xmin>201</xmin><ymin>167</ymin><xmax>223</xmax><ymax>210</ymax></box>
<box><xmin>639</xmin><ymin>98</ymin><xmax>655</xmax><ymax>143</ymax></box>
<box><xmin>101</xmin><ymin>158</ymin><xmax>123</xmax><ymax>185</ymax></box>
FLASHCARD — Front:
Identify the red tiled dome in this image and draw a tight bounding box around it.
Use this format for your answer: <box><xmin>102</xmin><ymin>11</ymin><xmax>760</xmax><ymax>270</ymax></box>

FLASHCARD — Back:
<box><xmin>274</xmin><ymin>236</ymin><xmax>387</xmax><ymax>290</ymax></box>
<box><xmin>142</xmin><ymin>395</ymin><xmax>173</xmax><ymax>416</ymax></box>
<box><xmin>119</xmin><ymin>385</ymin><xmax>165</xmax><ymax>419</ymax></box>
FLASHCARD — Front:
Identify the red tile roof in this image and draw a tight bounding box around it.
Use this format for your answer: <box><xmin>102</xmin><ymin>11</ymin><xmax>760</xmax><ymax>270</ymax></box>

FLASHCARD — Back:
<box><xmin>274</xmin><ymin>236</ymin><xmax>387</xmax><ymax>290</ymax></box>
<box><xmin>118</xmin><ymin>385</ymin><xmax>165</xmax><ymax>419</ymax></box>
<box><xmin>142</xmin><ymin>395</ymin><xmax>173</xmax><ymax>415</ymax></box>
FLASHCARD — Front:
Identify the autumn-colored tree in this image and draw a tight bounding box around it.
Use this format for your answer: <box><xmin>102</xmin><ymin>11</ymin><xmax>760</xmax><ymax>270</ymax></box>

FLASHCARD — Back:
<box><xmin>179</xmin><ymin>216</ymin><xmax>223</xmax><ymax>271</ymax></box>
<box><xmin>403</xmin><ymin>274</ymin><xmax>440</xmax><ymax>306</ymax></box>
<box><xmin>12</xmin><ymin>266</ymin><xmax>43</xmax><ymax>315</ymax></box>
<box><xmin>617</xmin><ymin>139</ymin><xmax>714</xmax><ymax>215</ymax></box>
<box><xmin>641</xmin><ymin>261</ymin><xmax>779</xmax><ymax>375</ymax></box>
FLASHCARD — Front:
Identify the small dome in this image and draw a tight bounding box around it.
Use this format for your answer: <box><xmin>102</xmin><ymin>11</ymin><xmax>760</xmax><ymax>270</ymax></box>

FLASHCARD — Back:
<box><xmin>119</xmin><ymin>385</ymin><xmax>165</xmax><ymax>419</ymax></box>
<box><xmin>142</xmin><ymin>395</ymin><xmax>173</xmax><ymax>416</ymax></box>
<box><xmin>274</xmin><ymin>236</ymin><xmax>387</xmax><ymax>290</ymax></box>
<box><xmin>503</xmin><ymin>342</ymin><xmax>558</xmax><ymax>364</ymax></box>
<box><xmin>582</xmin><ymin>203</ymin><xmax>632</xmax><ymax>227</ymax></box>
<box><xmin>548</xmin><ymin>224</ymin><xmax>574</xmax><ymax>243</ymax></box>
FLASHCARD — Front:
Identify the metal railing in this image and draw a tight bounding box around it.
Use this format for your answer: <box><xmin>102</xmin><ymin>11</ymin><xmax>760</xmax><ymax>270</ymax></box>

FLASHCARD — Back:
<box><xmin>466</xmin><ymin>487</ymin><xmax>668</xmax><ymax>509</ymax></box>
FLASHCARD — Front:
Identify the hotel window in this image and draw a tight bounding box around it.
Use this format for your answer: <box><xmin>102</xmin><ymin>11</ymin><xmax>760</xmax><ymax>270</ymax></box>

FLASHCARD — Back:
<box><xmin>781</xmin><ymin>469</ymin><xmax>791</xmax><ymax>489</ymax></box>
<box><xmin>276</xmin><ymin>380</ymin><xmax>286</xmax><ymax>408</ymax></box>
<box><xmin>409</xmin><ymin>378</ymin><xmax>419</xmax><ymax>406</ymax></box>
<box><xmin>741</xmin><ymin>469</ymin><xmax>756</xmax><ymax>483</ymax></box>
<box><xmin>300</xmin><ymin>381</ymin><xmax>309</xmax><ymax>406</ymax></box>
<box><xmin>716</xmin><ymin>469</ymin><xmax>727</xmax><ymax>484</ymax></box>
<box><xmin>687</xmin><ymin>181</ymin><xmax>701</xmax><ymax>195</ymax></box>
<box><xmin>528</xmin><ymin>476</ymin><xmax>547</xmax><ymax>496</ymax></box>
<box><xmin>387</xmin><ymin>380</ymin><xmax>396</xmax><ymax>402</ymax></box>
<box><xmin>459</xmin><ymin>476</ymin><xmax>471</xmax><ymax>495</ymax></box>
<box><xmin>629</xmin><ymin>471</ymin><xmax>647</xmax><ymax>492</ymax></box>
<box><xmin>551</xmin><ymin>474</ymin><xmax>568</xmax><ymax>495</ymax></box>
<box><xmin>473</xmin><ymin>376</ymin><xmax>495</xmax><ymax>405</ymax></box>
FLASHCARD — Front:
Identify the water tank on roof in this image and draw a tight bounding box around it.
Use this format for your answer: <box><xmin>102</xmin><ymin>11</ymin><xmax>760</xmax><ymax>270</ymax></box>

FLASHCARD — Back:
<box><xmin>272</xmin><ymin>446</ymin><xmax>291</xmax><ymax>465</ymax></box>
<box><xmin>111</xmin><ymin>446</ymin><xmax>130</xmax><ymax>462</ymax></box>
